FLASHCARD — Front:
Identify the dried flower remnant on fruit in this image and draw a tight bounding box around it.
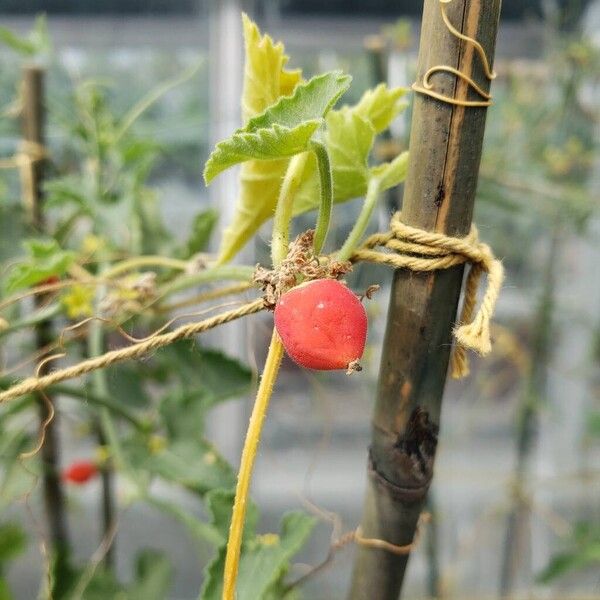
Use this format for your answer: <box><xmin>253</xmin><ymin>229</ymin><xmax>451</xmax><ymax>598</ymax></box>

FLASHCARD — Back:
<box><xmin>274</xmin><ymin>278</ymin><xmax>368</xmax><ymax>371</ymax></box>
<box><xmin>254</xmin><ymin>229</ymin><xmax>352</xmax><ymax>308</ymax></box>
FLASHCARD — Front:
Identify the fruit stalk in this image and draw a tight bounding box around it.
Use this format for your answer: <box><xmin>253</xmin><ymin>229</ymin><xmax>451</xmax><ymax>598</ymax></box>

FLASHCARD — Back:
<box><xmin>224</xmin><ymin>152</ymin><xmax>307</xmax><ymax>598</ymax></box>
<box><xmin>223</xmin><ymin>329</ymin><xmax>285</xmax><ymax>599</ymax></box>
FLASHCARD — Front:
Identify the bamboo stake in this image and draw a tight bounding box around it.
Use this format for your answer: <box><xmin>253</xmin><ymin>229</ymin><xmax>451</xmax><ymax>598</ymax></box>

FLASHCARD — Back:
<box><xmin>21</xmin><ymin>66</ymin><xmax>71</xmax><ymax>569</ymax></box>
<box><xmin>348</xmin><ymin>2</ymin><xmax>502</xmax><ymax>598</ymax></box>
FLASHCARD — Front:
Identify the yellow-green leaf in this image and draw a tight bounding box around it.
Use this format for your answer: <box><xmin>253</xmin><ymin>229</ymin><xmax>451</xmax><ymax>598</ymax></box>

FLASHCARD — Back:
<box><xmin>211</xmin><ymin>16</ymin><xmax>351</xmax><ymax>263</ymax></box>
<box><xmin>240</xmin><ymin>13</ymin><xmax>301</xmax><ymax>124</ymax></box>
<box><xmin>293</xmin><ymin>84</ymin><xmax>408</xmax><ymax>215</ymax></box>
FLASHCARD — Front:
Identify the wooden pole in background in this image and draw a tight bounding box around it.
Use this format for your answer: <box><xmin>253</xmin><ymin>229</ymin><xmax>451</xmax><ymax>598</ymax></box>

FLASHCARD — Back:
<box><xmin>22</xmin><ymin>65</ymin><xmax>71</xmax><ymax>567</ymax></box>
<box><xmin>349</xmin><ymin>1</ymin><xmax>502</xmax><ymax>598</ymax></box>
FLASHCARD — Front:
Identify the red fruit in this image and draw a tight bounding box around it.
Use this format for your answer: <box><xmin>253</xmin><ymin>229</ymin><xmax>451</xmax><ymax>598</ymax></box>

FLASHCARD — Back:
<box><xmin>62</xmin><ymin>460</ymin><xmax>98</xmax><ymax>485</ymax></box>
<box><xmin>37</xmin><ymin>275</ymin><xmax>60</xmax><ymax>287</ymax></box>
<box><xmin>274</xmin><ymin>279</ymin><xmax>367</xmax><ymax>371</ymax></box>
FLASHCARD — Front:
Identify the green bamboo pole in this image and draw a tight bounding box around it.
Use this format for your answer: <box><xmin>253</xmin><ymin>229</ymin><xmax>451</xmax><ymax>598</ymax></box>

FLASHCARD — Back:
<box><xmin>348</xmin><ymin>1</ymin><xmax>502</xmax><ymax>598</ymax></box>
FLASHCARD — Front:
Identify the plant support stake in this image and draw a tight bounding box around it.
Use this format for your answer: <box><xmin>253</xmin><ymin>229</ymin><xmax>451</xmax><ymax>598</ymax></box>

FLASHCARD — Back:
<box><xmin>349</xmin><ymin>1</ymin><xmax>502</xmax><ymax>598</ymax></box>
<box><xmin>21</xmin><ymin>66</ymin><xmax>71</xmax><ymax>574</ymax></box>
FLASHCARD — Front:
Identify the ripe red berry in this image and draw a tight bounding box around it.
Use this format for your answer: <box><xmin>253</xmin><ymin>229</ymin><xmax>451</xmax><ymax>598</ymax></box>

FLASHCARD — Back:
<box><xmin>274</xmin><ymin>279</ymin><xmax>367</xmax><ymax>371</ymax></box>
<box><xmin>62</xmin><ymin>460</ymin><xmax>98</xmax><ymax>485</ymax></box>
<box><xmin>37</xmin><ymin>275</ymin><xmax>60</xmax><ymax>287</ymax></box>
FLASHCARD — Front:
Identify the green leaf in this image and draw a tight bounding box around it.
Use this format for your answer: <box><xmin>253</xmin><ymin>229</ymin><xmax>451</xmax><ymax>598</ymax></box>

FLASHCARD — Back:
<box><xmin>586</xmin><ymin>411</ymin><xmax>600</xmax><ymax>438</ymax></box>
<box><xmin>371</xmin><ymin>150</ymin><xmax>410</xmax><ymax>191</ymax></box>
<box><xmin>239</xmin><ymin>14</ymin><xmax>301</xmax><ymax>124</ymax></box>
<box><xmin>136</xmin><ymin>438</ymin><xmax>235</xmax><ymax>495</ymax></box>
<box><xmin>0</xmin><ymin>15</ymin><xmax>50</xmax><ymax>56</ymax></box>
<box><xmin>128</xmin><ymin>550</ymin><xmax>173</xmax><ymax>600</ymax></box>
<box><xmin>210</xmin><ymin>14</ymin><xmax>300</xmax><ymax>263</ymax></box>
<box><xmin>293</xmin><ymin>84</ymin><xmax>408</xmax><ymax>215</ymax></box>
<box><xmin>204</xmin><ymin>71</ymin><xmax>351</xmax><ymax>183</ymax></box>
<box><xmin>204</xmin><ymin>121</ymin><xmax>319</xmax><ymax>183</ymax></box>
<box><xmin>537</xmin><ymin>522</ymin><xmax>600</xmax><ymax>583</ymax></box>
<box><xmin>105</xmin><ymin>364</ymin><xmax>151</xmax><ymax>409</ymax></box>
<box><xmin>353</xmin><ymin>83</ymin><xmax>408</xmax><ymax>134</ymax></box>
<box><xmin>0</xmin><ymin>27</ymin><xmax>37</xmax><ymax>55</ymax></box>
<box><xmin>154</xmin><ymin>343</ymin><xmax>252</xmax><ymax>409</ymax></box>
<box><xmin>0</xmin><ymin>523</ymin><xmax>26</xmax><ymax>565</ymax></box>
<box><xmin>537</xmin><ymin>544</ymin><xmax>600</xmax><ymax>583</ymax></box>
<box><xmin>181</xmin><ymin>209</ymin><xmax>219</xmax><ymax>258</ymax></box>
<box><xmin>0</xmin><ymin>577</ymin><xmax>14</xmax><ymax>600</ymax></box>
<box><xmin>5</xmin><ymin>239</ymin><xmax>75</xmax><ymax>293</ymax></box>
<box><xmin>244</xmin><ymin>71</ymin><xmax>352</xmax><ymax>133</ymax></box>
<box><xmin>199</xmin><ymin>511</ymin><xmax>316</xmax><ymax>600</ymax></box>
<box><xmin>44</xmin><ymin>176</ymin><xmax>91</xmax><ymax>211</ymax></box>
<box><xmin>205</xmin><ymin>488</ymin><xmax>259</xmax><ymax>541</ymax></box>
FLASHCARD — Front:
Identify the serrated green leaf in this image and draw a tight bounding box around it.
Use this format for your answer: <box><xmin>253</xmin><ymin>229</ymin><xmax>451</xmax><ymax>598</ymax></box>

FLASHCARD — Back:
<box><xmin>137</xmin><ymin>438</ymin><xmax>235</xmax><ymax>495</ymax></box>
<box><xmin>204</xmin><ymin>121</ymin><xmax>319</xmax><ymax>183</ymax></box>
<box><xmin>371</xmin><ymin>150</ymin><xmax>410</xmax><ymax>191</ymax></box>
<box><xmin>205</xmin><ymin>488</ymin><xmax>259</xmax><ymax>541</ymax></box>
<box><xmin>210</xmin><ymin>15</ymin><xmax>301</xmax><ymax>263</ymax></box>
<box><xmin>200</xmin><ymin>510</ymin><xmax>315</xmax><ymax>600</ymax></box>
<box><xmin>244</xmin><ymin>71</ymin><xmax>352</xmax><ymax>133</ymax></box>
<box><xmin>204</xmin><ymin>72</ymin><xmax>351</xmax><ymax>183</ymax></box>
<box><xmin>240</xmin><ymin>14</ymin><xmax>301</xmax><ymax>124</ymax></box>
<box><xmin>354</xmin><ymin>83</ymin><xmax>408</xmax><ymax>133</ymax></box>
<box><xmin>5</xmin><ymin>239</ymin><xmax>75</xmax><ymax>293</ymax></box>
<box><xmin>293</xmin><ymin>84</ymin><xmax>408</xmax><ymax>215</ymax></box>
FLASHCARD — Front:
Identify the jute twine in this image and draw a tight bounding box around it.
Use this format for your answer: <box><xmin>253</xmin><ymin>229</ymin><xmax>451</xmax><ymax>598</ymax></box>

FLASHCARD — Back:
<box><xmin>0</xmin><ymin>141</ymin><xmax>47</xmax><ymax>218</ymax></box>
<box><xmin>352</xmin><ymin>212</ymin><xmax>504</xmax><ymax>379</ymax></box>
<box><xmin>0</xmin><ymin>213</ymin><xmax>503</xmax><ymax>403</ymax></box>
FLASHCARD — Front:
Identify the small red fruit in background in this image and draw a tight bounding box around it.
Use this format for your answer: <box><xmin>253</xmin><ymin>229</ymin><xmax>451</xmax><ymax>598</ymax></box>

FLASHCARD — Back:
<box><xmin>62</xmin><ymin>460</ymin><xmax>98</xmax><ymax>485</ymax></box>
<box><xmin>37</xmin><ymin>275</ymin><xmax>60</xmax><ymax>287</ymax></box>
<box><xmin>274</xmin><ymin>279</ymin><xmax>367</xmax><ymax>371</ymax></box>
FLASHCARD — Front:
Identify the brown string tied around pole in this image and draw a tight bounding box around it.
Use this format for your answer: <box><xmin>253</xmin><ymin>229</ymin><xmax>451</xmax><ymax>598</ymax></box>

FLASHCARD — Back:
<box><xmin>411</xmin><ymin>0</ymin><xmax>497</xmax><ymax>108</ymax></box>
<box><xmin>0</xmin><ymin>141</ymin><xmax>48</xmax><ymax>219</ymax></box>
<box><xmin>350</xmin><ymin>212</ymin><xmax>504</xmax><ymax>379</ymax></box>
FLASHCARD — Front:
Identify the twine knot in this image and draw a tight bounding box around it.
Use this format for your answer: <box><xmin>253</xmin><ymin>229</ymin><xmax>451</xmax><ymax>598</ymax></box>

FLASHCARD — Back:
<box><xmin>351</xmin><ymin>212</ymin><xmax>504</xmax><ymax>378</ymax></box>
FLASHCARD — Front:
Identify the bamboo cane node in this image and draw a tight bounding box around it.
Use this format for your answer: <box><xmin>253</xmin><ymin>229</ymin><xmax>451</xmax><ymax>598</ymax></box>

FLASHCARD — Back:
<box><xmin>352</xmin><ymin>212</ymin><xmax>504</xmax><ymax>379</ymax></box>
<box><xmin>353</xmin><ymin>512</ymin><xmax>430</xmax><ymax>556</ymax></box>
<box><xmin>411</xmin><ymin>0</ymin><xmax>496</xmax><ymax>108</ymax></box>
<box><xmin>368</xmin><ymin>450</ymin><xmax>432</xmax><ymax>503</ymax></box>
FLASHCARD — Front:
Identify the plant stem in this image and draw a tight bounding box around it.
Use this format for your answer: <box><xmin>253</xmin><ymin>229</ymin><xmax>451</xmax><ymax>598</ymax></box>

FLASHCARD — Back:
<box><xmin>0</xmin><ymin>303</ymin><xmax>61</xmax><ymax>338</ymax></box>
<box><xmin>337</xmin><ymin>177</ymin><xmax>380</xmax><ymax>261</ymax></box>
<box><xmin>223</xmin><ymin>329</ymin><xmax>284</xmax><ymax>600</ymax></box>
<box><xmin>271</xmin><ymin>152</ymin><xmax>309</xmax><ymax>265</ymax></box>
<box><xmin>223</xmin><ymin>152</ymin><xmax>306</xmax><ymax>598</ymax></box>
<box><xmin>87</xmin><ymin>316</ymin><xmax>117</xmax><ymax>569</ymax></box>
<box><xmin>310</xmin><ymin>140</ymin><xmax>333</xmax><ymax>254</ymax></box>
<box><xmin>103</xmin><ymin>255</ymin><xmax>189</xmax><ymax>279</ymax></box>
<box><xmin>158</xmin><ymin>264</ymin><xmax>255</xmax><ymax>298</ymax></box>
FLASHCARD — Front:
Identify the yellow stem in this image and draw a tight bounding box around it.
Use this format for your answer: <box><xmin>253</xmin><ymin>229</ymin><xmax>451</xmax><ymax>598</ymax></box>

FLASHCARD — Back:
<box><xmin>222</xmin><ymin>329</ymin><xmax>284</xmax><ymax>600</ymax></box>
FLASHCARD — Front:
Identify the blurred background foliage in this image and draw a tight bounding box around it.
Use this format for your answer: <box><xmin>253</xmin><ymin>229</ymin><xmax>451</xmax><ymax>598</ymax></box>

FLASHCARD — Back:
<box><xmin>0</xmin><ymin>1</ymin><xmax>599</xmax><ymax>598</ymax></box>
